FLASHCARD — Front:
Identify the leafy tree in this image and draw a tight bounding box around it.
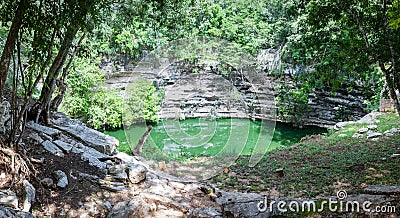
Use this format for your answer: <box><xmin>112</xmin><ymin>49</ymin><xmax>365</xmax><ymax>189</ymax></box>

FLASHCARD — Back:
<box><xmin>286</xmin><ymin>0</ymin><xmax>400</xmax><ymax>114</ymax></box>
<box><xmin>123</xmin><ymin>78</ymin><xmax>163</xmax><ymax>126</ymax></box>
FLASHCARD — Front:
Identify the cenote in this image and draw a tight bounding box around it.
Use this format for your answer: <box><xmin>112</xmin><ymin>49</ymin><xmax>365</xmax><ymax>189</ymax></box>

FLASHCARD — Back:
<box><xmin>105</xmin><ymin>118</ymin><xmax>327</xmax><ymax>160</ymax></box>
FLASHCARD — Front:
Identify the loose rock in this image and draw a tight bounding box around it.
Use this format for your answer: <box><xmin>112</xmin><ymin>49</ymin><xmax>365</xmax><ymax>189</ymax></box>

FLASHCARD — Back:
<box><xmin>0</xmin><ymin>190</ymin><xmax>18</xmax><ymax>208</ymax></box>
<box><xmin>53</xmin><ymin>170</ymin><xmax>68</xmax><ymax>188</ymax></box>
<box><xmin>42</xmin><ymin>140</ymin><xmax>64</xmax><ymax>157</ymax></box>
<box><xmin>40</xmin><ymin>178</ymin><xmax>54</xmax><ymax>187</ymax></box>
<box><xmin>352</xmin><ymin>133</ymin><xmax>363</xmax><ymax>138</ymax></box>
<box><xmin>364</xmin><ymin>185</ymin><xmax>400</xmax><ymax>195</ymax></box>
<box><xmin>128</xmin><ymin>164</ymin><xmax>148</xmax><ymax>184</ymax></box>
<box><xmin>366</xmin><ymin>130</ymin><xmax>382</xmax><ymax>139</ymax></box>
<box><xmin>23</xmin><ymin>180</ymin><xmax>35</xmax><ymax>212</ymax></box>
<box><xmin>358</xmin><ymin>127</ymin><xmax>369</xmax><ymax>134</ymax></box>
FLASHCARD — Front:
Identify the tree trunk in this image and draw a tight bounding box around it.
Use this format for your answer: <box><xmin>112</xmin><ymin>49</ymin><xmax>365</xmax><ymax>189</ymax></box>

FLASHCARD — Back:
<box><xmin>0</xmin><ymin>0</ymin><xmax>26</xmax><ymax>99</ymax></box>
<box><xmin>50</xmin><ymin>32</ymin><xmax>86</xmax><ymax>112</ymax></box>
<box><xmin>35</xmin><ymin>25</ymin><xmax>79</xmax><ymax>123</ymax></box>
<box><xmin>133</xmin><ymin>125</ymin><xmax>153</xmax><ymax>156</ymax></box>
<box><xmin>379</xmin><ymin>63</ymin><xmax>400</xmax><ymax>114</ymax></box>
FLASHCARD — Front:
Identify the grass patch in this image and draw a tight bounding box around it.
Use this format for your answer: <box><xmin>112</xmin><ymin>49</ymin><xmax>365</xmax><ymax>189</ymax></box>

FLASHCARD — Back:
<box><xmin>210</xmin><ymin>112</ymin><xmax>400</xmax><ymax>197</ymax></box>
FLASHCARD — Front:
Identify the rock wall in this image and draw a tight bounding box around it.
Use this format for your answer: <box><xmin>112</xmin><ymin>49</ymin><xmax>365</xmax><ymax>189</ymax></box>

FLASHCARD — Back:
<box><xmin>103</xmin><ymin>54</ymin><xmax>369</xmax><ymax>128</ymax></box>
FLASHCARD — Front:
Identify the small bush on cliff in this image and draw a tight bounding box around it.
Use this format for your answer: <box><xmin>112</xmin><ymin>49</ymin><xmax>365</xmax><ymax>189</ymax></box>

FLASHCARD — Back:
<box><xmin>123</xmin><ymin>78</ymin><xmax>163</xmax><ymax>126</ymax></box>
<box><xmin>61</xmin><ymin>57</ymin><xmax>123</xmax><ymax>130</ymax></box>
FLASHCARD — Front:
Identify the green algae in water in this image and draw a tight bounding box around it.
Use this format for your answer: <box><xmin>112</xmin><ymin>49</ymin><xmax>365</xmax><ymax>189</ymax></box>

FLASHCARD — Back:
<box><xmin>104</xmin><ymin>118</ymin><xmax>326</xmax><ymax>159</ymax></box>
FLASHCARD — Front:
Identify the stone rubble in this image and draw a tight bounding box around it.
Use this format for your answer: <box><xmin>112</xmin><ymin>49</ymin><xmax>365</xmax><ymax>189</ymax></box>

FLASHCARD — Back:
<box><xmin>53</xmin><ymin>170</ymin><xmax>69</xmax><ymax>188</ymax></box>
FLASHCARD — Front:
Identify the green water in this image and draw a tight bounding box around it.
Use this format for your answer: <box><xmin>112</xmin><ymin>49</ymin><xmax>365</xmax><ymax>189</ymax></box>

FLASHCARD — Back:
<box><xmin>105</xmin><ymin>118</ymin><xmax>327</xmax><ymax>159</ymax></box>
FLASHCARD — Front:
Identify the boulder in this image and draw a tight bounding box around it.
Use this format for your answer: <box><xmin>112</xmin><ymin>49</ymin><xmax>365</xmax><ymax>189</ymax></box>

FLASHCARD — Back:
<box><xmin>23</xmin><ymin>180</ymin><xmax>35</xmax><ymax>212</ymax></box>
<box><xmin>51</xmin><ymin>113</ymin><xmax>118</xmax><ymax>154</ymax></box>
<box><xmin>357</xmin><ymin>111</ymin><xmax>382</xmax><ymax>124</ymax></box>
<box><xmin>127</xmin><ymin>164</ymin><xmax>148</xmax><ymax>184</ymax></box>
<box><xmin>53</xmin><ymin>170</ymin><xmax>68</xmax><ymax>188</ymax></box>
<box><xmin>0</xmin><ymin>190</ymin><xmax>18</xmax><ymax>208</ymax></box>
<box><xmin>27</xmin><ymin>121</ymin><xmax>61</xmax><ymax>137</ymax></box>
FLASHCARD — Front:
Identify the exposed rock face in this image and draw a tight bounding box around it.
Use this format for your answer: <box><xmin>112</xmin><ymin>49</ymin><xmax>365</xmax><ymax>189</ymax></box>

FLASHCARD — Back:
<box><xmin>50</xmin><ymin>112</ymin><xmax>118</xmax><ymax>154</ymax></box>
<box><xmin>105</xmin><ymin>57</ymin><xmax>368</xmax><ymax>128</ymax></box>
<box><xmin>127</xmin><ymin>164</ymin><xmax>148</xmax><ymax>184</ymax></box>
<box><xmin>42</xmin><ymin>140</ymin><xmax>64</xmax><ymax>157</ymax></box>
<box><xmin>304</xmin><ymin>89</ymin><xmax>367</xmax><ymax>127</ymax></box>
<box><xmin>105</xmin><ymin>48</ymin><xmax>372</xmax><ymax>128</ymax></box>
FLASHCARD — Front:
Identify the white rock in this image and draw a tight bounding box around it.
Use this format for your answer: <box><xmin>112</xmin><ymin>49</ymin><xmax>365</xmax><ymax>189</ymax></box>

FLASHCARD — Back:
<box><xmin>358</xmin><ymin>127</ymin><xmax>369</xmax><ymax>134</ymax></box>
<box><xmin>128</xmin><ymin>164</ymin><xmax>148</xmax><ymax>184</ymax></box>
<box><xmin>53</xmin><ymin>170</ymin><xmax>68</xmax><ymax>188</ymax></box>
<box><xmin>367</xmin><ymin>124</ymin><xmax>378</xmax><ymax>130</ymax></box>
<box><xmin>366</xmin><ymin>130</ymin><xmax>382</xmax><ymax>139</ymax></box>
<box><xmin>23</xmin><ymin>180</ymin><xmax>35</xmax><ymax>212</ymax></box>
<box><xmin>390</xmin><ymin>128</ymin><xmax>400</xmax><ymax>134</ymax></box>
<box><xmin>338</xmin><ymin>134</ymin><xmax>347</xmax><ymax>137</ymax></box>
<box><xmin>0</xmin><ymin>190</ymin><xmax>18</xmax><ymax>208</ymax></box>
<box><xmin>352</xmin><ymin>133</ymin><xmax>363</xmax><ymax>138</ymax></box>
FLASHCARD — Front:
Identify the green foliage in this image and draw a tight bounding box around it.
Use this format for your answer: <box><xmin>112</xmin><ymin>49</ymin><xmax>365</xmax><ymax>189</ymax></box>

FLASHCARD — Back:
<box><xmin>285</xmin><ymin>0</ymin><xmax>400</xmax><ymax>91</ymax></box>
<box><xmin>276</xmin><ymin>82</ymin><xmax>312</xmax><ymax>125</ymax></box>
<box><xmin>123</xmin><ymin>78</ymin><xmax>163</xmax><ymax>126</ymax></box>
<box><xmin>61</xmin><ymin>57</ymin><xmax>123</xmax><ymax>129</ymax></box>
<box><xmin>389</xmin><ymin>0</ymin><xmax>400</xmax><ymax>29</ymax></box>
